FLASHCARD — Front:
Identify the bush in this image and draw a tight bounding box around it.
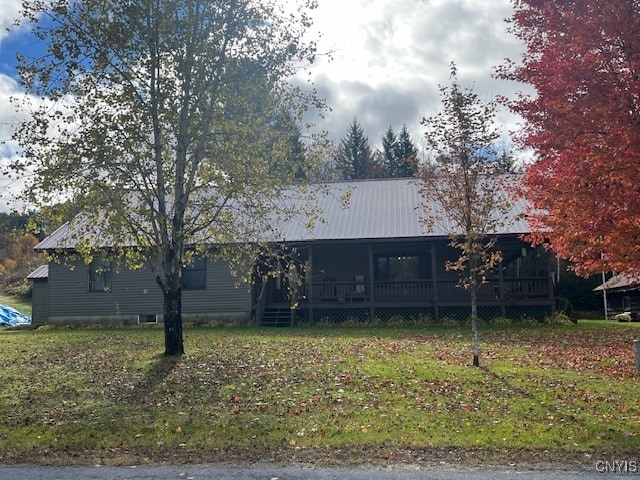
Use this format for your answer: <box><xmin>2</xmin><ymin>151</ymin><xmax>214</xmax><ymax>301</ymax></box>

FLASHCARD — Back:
<box><xmin>409</xmin><ymin>314</ymin><xmax>435</xmax><ymax>327</ymax></box>
<box><xmin>464</xmin><ymin>316</ymin><xmax>485</xmax><ymax>327</ymax></box>
<box><xmin>440</xmin><ymin>317</ymin><xmax>460</xmax><ymax>327</ymax></box>
<box><xmin>544</xmin><ymin>312</ymin><xmax>573</xmax><ymax>325</ymax></box>
<box><xmin>3</xmin><ymin>282</ymin><xmax>32</xmax><ymax>301</ymax></box>
<box><xmin>519</xmin><ymin>317</ymin><xmax>541</xmax><ymax>327</ymax></box>
<box><xmin>492</xmin><ymin>317</ymin><xmax>513</xmax><ymax>326</ymax></box>
<box><xmin>386</xmin><ymin>315</ymin><xmax>406</xmax><ymax>328</ymax></box>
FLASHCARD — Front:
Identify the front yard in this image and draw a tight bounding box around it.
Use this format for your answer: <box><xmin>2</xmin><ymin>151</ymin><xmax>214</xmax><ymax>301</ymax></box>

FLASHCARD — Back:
<box><xmin>0</xmin><ymin>321</ymin><xmax>638</xmax><ymax>467</ymax></box>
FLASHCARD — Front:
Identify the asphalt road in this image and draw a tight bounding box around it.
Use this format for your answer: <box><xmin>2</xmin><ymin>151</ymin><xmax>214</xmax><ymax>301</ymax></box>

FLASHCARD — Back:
<box><xmin>0</xmin><ymin>465</ymin><xmax>634</xmax><ymax>480</ymax></box>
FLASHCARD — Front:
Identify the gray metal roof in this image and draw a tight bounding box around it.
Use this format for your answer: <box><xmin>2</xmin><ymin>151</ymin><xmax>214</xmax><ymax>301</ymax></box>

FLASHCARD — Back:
<box><xmin>36</xmin><ymin>176</ymin><xmax>530</xmax><ymax>250</ymax></box>
<box><xmin>27</xmin><ymin>264</ymin><xmax>49</xmax><ymax>279</ymax></box>
<box><xmin>274</xmin><ymin>177</ymin><xmax>529</xmax><ymax>242</ymax></box>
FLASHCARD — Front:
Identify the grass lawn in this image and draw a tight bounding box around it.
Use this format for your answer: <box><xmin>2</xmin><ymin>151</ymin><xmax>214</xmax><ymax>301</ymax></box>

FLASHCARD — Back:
<box><xmin>0</xmin><ymin>321</ymin><xmax>638</xmax><ymax>467</ymax></box>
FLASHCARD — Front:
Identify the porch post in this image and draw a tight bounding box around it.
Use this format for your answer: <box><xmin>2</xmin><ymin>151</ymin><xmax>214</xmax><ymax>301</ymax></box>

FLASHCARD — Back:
<box><xmin>369</xmin><ymin>245</ymin><xmax>375</xmax><ymax>319</ymax></box>
<box><xmin>431</xmin><ymin>243</ymin><xmax>439</xmax><ymax>322</ymax></box>
<box><xmin>499</xmin><ymin>259</ymin><xmax>506</xmax><ymax>318</ymax></box>
<box><xmin>309</xmin><ymin>245</ymin><xmax>314</xmax><ymax>323</ymax></box>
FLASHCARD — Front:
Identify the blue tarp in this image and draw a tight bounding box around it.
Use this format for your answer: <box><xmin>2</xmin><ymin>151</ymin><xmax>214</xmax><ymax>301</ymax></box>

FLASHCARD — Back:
<box><xmin>0</xmin><ymin>304</ymin><xmax>31</xmax><ymax>327</ymax></box>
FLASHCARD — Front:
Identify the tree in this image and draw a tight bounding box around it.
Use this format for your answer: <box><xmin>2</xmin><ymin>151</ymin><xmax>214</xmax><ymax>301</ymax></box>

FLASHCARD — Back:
<box><xmin>394</xmin><ymin>125</ymin><xmax>418</xmax><ymax>177</ymax></box>
<box><xmin>497</xmin><ymin>0</ymin><xmax>640</xmax><ymax>277</ymax></box>
<box><xmin>380</xmin><ymin>125</ymin><xmax>418</xmax><ymax>178</ymax></box>
<box><xmin>419</xmin><ymin>63</ymin><xmax>509</xmax><ymax>367</ymax></box>
<box><xmin>11</xmin><ymin>0</ymin><xmax>322</xmax><ymax>355</ymax></box>
<box><xmin>381</xmin><ymin>126</ymin><xmax>398</xmax><ymax>178</ymax></box>
<box><xmin>335</xmin><ymin>118</ymin><xmax>380</xmax><ymax>179</ymax></box>
<box><xmin>0</xmin><ymin>212</ymin><xmax>44</xmax><ymax>292</ymax></box>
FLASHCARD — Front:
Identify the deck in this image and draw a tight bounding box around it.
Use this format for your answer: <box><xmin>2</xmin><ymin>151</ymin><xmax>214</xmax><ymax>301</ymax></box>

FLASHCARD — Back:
<box><xmin>259</xmin><ymin>276</ymin><xmax>555</xmax><ymax>325</ymax></box>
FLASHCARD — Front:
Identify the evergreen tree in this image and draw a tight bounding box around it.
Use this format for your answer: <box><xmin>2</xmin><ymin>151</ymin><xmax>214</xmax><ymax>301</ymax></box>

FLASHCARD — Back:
<box><xmin>381</xmin><ymin>126</ymin><xmax>398</xmax><ymax>178</ymax></box>
<box><xmin>335</xmin><ymin>119</ymin><xmax>379</xmax><ymax>179</ymax></box>
<box><xmin>380</xmin><ymin>124</ymin><xmax>418</xmax><ymax>178</ymax></box>
<box><xmin>394</xmin><ymin>125</ymin><xmax>418</xmax><ymax>177</ymax></box>
<box><xmin>288</xmin><ymin>125</ymin><xmax>307</xmax><ymax>181</ymax></box>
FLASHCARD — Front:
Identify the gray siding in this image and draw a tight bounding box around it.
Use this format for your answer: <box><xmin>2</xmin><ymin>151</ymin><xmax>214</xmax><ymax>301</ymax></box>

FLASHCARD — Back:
<box><xmin>30</xmin><ymin>279</ymin><xmax>49</xmax><ymax>326</ymax></box>
<box><xmin>46</xmin><ymin>256</ymin><xmax>251</xmax><ymax>323</ymax></box>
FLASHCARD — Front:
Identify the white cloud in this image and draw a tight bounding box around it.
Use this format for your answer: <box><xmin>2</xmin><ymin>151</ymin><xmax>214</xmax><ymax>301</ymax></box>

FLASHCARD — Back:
<box><xmin>0</xmin><ymin>71</ymin><xmax>33</xmax><ymax>213</ymax></box>
<box><xmin>0</xmin><ymin>0</ymin><xmax>534</xmax><ymax>210</ymax></box>
<box><xmin>0</xmin><ymin>0</ymin><xmax>22</xmax><ymax>40</ymax></box>
<box><xmin>299</xmin><ymin>0</ymin><xmax>530</xmax><ymax>148</ymax></box>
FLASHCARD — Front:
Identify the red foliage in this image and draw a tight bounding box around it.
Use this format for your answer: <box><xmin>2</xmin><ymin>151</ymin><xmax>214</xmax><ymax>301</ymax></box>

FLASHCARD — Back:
<box><xmin>499</xmin><ymin>0</ymin><xmax>640</xmax><ymax>276</ymax></box>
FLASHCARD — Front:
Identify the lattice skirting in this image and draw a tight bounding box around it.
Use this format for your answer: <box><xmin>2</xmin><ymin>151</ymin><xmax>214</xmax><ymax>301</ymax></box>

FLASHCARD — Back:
<box><xmin>295</xmin><ymin>304</ymin><xmax>553</xmax><ymax>325</ymax></box>
<box><xmin>374</xmin><ymin>307</ymin><xmax>435</xmax><ymax>321</ymax></box>
<box><xmin>504</xmin><ymin>305</ymin><xmax>553</xmax><ymax>321</ymax></box>
<box><xmin>310</xmin><ymin>308</ymin><xmax>370</xmax><ymax>324</ymax></box>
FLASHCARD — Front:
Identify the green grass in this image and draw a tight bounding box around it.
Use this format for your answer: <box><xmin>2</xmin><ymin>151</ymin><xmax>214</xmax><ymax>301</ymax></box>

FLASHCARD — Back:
<box><xmin>0</xmin><ymin>321</ymin><xmax>638</xmax><ymax>466</ymax></box>
<box><xmin>0</xmin><ymin>294</ymin><xmax>32</xmax><ymax>317</ymax></box>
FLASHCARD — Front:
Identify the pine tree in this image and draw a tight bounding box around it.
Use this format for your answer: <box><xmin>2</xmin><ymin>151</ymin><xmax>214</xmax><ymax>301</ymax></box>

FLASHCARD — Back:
<box><xmin>335</xmin><ymin>119</ymin><xmax>379</xmax><ymax>179</ymax></box>
<box><xmin>380</xmin><ymin>125</ymin><xmax>418</xmax><ymax>178</ymax></box>
<box><xmin>394</xmin><ymin>125</ymin><xmax>418</xmax><ymax>177</ymax></box>
<box><xmin>381</xmin><ymin>126</ymin><xmax>398</xmax><ymax>178</ymax></box>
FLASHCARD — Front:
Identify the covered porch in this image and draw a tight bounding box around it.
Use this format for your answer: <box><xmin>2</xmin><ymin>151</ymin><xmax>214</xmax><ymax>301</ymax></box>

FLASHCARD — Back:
<box><xmin>255</xmin><ymin>236</ymin><xmax>555</xmax><ymax>325</ymax></box>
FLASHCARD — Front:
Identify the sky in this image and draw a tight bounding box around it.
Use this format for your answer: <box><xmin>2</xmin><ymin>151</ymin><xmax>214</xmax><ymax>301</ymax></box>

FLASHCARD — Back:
<box><xmin>0</xmin><ymin>0</ymin><xmax>530</xmax><ymax>211</ymax></box>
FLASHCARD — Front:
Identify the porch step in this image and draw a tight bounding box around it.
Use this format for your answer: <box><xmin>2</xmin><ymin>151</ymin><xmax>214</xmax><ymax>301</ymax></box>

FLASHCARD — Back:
<box><xmin>260</xmin><ymin>308</ymin><xmax>294</xmax><ymax>327</ymax></box>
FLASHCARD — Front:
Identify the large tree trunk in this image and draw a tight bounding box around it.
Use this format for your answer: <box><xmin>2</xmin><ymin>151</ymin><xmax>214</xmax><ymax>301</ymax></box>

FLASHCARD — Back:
<box><xmin>470</xmin><ymin>287</ymin><xmax>479</xmax><ymax>367</ymax></box>
<box><xmin>163</xmin><ymin>248</ymin><xmax>184</xmax><ymax>356</ymax></box>
<box><xmin>164</xmin><ymin>285</ymin><xmax>184</xmax><ymax>356</ymax></box>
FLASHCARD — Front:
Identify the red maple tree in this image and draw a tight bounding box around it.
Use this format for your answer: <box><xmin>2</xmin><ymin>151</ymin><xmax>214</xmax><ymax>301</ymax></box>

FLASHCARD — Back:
<box><xmin>498</xmin><ymin>0</ymin><xmax>640</xmax><ymax>276</ymax></box>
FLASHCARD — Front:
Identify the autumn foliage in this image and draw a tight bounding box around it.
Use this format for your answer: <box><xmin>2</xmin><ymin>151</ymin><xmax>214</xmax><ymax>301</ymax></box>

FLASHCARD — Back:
<box><xmin>0</xmin><ymin>213</ymin><xmax>43</xmax><ymax>290</ymax></box>
<box><xmin>499</xmin><ymin>0</ymin><xmax>640</xmax><ymax>276</ymax></box>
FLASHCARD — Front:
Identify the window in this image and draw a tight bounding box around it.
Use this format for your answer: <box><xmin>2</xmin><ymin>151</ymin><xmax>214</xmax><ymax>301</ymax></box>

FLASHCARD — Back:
<box><xmin>375</xmin><ymin>255</ymin><xmax>424</xmax><ymax>281</ymax></box>
<box><xmin>88</xmin><ymin>259</ymin><xmax>112</xmax><ymax>292</ymax></box>
<box><xmin>623</xmin><ymin>296</ymin><xmax>631</xmax><ymax>311</ymax></box>
<box><xmin>183</xmin><ymin>257</ymin><xmax>206</xmax><ymax>290</ymax></box>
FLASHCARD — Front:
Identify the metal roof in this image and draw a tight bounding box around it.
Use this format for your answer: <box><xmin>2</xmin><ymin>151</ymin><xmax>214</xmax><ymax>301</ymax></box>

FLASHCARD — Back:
<box><xmin>27</xmin><ymin>264</ymin><xmax>49</xmax><ymax>279</ymax></box>
<box><xmin>36</xmin><ymin>176</ymin><xmax>530</xmax><ymax>250</ymax></box>
<box><xmin>274</xmin><ymin>176</ymin><xmax>529</xmax><ymax>242</ymax></box>
<box><xmin>593</xmin><ymin>273</ymin><xmax>640</xmax><ymax>292</ymax></box>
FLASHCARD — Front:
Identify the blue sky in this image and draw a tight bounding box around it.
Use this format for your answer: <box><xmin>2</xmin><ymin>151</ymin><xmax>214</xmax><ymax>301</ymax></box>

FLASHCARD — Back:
<box><xmin>0</xmin><ymin>0</ymin><xmax>531</xmax><ymax>211</ymax></box>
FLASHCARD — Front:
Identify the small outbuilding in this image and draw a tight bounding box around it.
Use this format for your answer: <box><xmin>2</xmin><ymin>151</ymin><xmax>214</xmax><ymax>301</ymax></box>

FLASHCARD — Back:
<box><xmin>27</xmin><ymin>264</ymin><xmax>49</xmax><ymax>326</ymax></box>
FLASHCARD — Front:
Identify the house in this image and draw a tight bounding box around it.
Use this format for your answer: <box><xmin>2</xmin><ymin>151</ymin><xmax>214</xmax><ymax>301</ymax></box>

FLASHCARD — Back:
<box><xmin>28</xmin><ymin>177</ymin><xmax>556</xmax><ymax>326</ymax></box>
<box><xmin>594</xmin><ymin>274</ymin><xmax>640</xmax><ymax>320</ymax></box>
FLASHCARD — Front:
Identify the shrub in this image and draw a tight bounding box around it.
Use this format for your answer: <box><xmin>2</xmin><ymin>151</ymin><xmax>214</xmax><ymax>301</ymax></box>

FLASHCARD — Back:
<box><xmin>410</xmin><ymin>314</ymin><xmax>435</xmax><ymax>327</ymax></box>
<box><xmin>544</xmin><ymin>312</ymin><xmax>572</xmax><ymax>325</ymax></box>
<box><xmin>3</xmin><ymin>282</ymin><xmax>32</xmax><ymax>301</ymax></box>
<box><xmin>492</xmin><ymin>316</ymin><xmax>513</xmax><ymax>326</ymax></box>
<box><xmin>520</xmin><ymin>317</ymin><xmax>541</xmax><ymax>327</ymax></box>
<box><xmin>386</xmin><ymin>315</ymin><xmax>406</xmax><ymax>328</ymax></box>
<box><xmin>464</xmin><ymin>316</ymin><xmax>485</xmax><ymax>327</ymax></box>
<box><xmin>440</xmin><ymin>317</ymin><xmax>460</xmax><ymax>327</ymax></box>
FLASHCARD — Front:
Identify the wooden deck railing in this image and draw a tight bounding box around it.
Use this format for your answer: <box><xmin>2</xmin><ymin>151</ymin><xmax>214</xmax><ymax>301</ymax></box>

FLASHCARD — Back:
<box><xmin>299</xmin><ymin>277</ymin><xmax>551</xmax><ymax>304</ymax></box>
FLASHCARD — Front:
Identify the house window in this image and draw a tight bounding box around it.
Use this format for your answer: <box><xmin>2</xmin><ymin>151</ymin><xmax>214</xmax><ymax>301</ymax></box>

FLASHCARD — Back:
<box><xmin>88</xmin><ymin>259</ymin><xmax>112</xmax><ymax>292</ymax></box>
<box><xmin>623</xmin><ymin>296</ymin><xmax>631</xmax><ymax>311</ymax></box>
<box><xmin>376</xmin><ymin>255</ymin><xmax>423</xmax><ymax>281</ymax></box>
<box><xmin>183</xmin><ymin>257</ymin><xmax>206</xmax><ymax>290</ymax></box>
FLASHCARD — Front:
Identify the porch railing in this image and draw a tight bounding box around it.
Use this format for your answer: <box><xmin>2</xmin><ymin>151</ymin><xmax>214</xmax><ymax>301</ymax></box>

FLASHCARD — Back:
<box><xmin>299</xmin><ymin>277</ymin><xmax>551</xmax><ymax>304</ymax></box>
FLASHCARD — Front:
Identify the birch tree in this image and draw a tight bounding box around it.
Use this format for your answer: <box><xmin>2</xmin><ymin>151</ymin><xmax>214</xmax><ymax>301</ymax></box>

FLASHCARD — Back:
<box><xmin>419</xmin><ymin>64</ymin><xmax>510</xmax><ymax>367</ymax></box>
<box><xmin>10</xmin><ymin>0</ymin><xmax>323</xmax><ymax>355</ymax></box>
